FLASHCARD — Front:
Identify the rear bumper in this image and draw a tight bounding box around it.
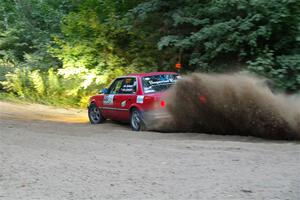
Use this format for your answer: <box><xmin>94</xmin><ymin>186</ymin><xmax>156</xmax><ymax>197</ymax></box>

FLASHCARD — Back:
<box><xmin>142</xmin><ymin>109</ymin><xmax>171</xmax><ymax>128</ymax></box>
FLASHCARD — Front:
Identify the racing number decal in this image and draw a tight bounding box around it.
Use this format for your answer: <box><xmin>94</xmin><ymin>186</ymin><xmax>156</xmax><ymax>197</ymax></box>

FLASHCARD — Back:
<box><xmin>103</xmin><ymin>94</ymin><xmax>114</xmax><ymax>105</ymax></box>
<box><xmin>137</xmin><ymin>95</ymin><xmax>144</xmax><ymax>104</ymax></box>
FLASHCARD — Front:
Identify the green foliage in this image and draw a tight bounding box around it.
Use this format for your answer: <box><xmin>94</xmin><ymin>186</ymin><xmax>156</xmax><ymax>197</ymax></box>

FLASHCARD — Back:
<box><xmin>50</xmin><ymin>0</ymin><xmax>149</xmax><ymax>99</ymax></box>
<box><xmin>1</xmin><ymin>67</ymin><xmax>87</xmax><ymax>106</ymax></box>
<box><xmin>1</xmin><ymin>0</ymin><xmax>299</xmax><ymax>108</ymax></box>
<box><xmin>47</xmin><ymin>68</ymin><xmax>61</xmax><ymax>95</ymax></box>
<box><xmin>0</xmin><ymin>0</ymin><xmax>68</xmax><ymax>67</ymax></box>
<box><xmin>275</xmin><ymin>55</ymin><xmax>300</xmax><ymax>92</ymax></box>
<box><xmin>0</xmin><ymin>65</ymin><xmax>13</xmax><ymax>84</ymax></box>
<box><xmin>131</xmin><ymin>0</ymin><xmax>299</xmax><ymax>70</ymax></box>
<box><xmin>248</xmin><ymin>53</ymin><xmax>300</xmax><ymax>92</ymax></box>
<box><xmin>29</xmin><ymin>70</ymin><xmax>45</xmax><ymax>96</ymax></box>
<box><xmin>1</xmin><ymin>68</ymin><xmax>28</xmax><ymax>97</ymax></box>
<box><xmin>128</xmin><ymin>0</ymin><xmax>300</xmax><ymax>90</ymax></box>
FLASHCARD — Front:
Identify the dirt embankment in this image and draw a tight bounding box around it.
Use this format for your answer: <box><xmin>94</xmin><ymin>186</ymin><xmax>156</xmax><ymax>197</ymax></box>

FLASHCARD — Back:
<box><xmin>0</xmin><ymin>101</ymin><xmax>88</xmax><ymax>123</ymax></box>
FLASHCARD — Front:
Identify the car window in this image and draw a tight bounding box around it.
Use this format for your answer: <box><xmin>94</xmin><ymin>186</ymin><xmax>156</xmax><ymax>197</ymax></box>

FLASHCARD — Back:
<box><xmin>109</xmin><ymin>79</ymin><xmax>124</xmax><ymax>94</ymax></box>
<box><xmin>109</xmin><ymin>78</ymin><xmax>137</xmax><ymax>94</ymax></box>
<box><xmin>119</xmin><ymin>78</ymin><xmax>137</xmax><ymax>94</ymax></box>
<box><xmin>142</xmin><ymin>74</ymin><xmax>178</xmax><ymax>94</ymax></box>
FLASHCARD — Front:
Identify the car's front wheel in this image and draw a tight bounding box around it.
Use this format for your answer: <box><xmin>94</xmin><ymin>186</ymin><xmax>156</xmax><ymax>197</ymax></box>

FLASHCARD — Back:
<box><xmin>130</xmin><ymin>108</ymin><xmax>146</xmax><ymax>131</ymax></box>
<box><xmin>88</xmin><ymin>103</ymin><xmax>105</xmax><ymax>124</ymax></box>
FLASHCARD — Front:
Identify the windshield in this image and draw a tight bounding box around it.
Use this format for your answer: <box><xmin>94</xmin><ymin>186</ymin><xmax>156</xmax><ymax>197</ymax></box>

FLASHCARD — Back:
<box><xmin>142</xmin><ymin>74</ymin><xmax>179</xmax><ymax>94</ymax></box>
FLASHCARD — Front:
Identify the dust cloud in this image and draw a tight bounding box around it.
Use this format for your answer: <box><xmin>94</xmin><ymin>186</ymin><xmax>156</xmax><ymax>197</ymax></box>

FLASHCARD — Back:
<box><xmin>148</xmin><ymin>73</ymin><xmax>300</xmax><ymax>140</ymax></box>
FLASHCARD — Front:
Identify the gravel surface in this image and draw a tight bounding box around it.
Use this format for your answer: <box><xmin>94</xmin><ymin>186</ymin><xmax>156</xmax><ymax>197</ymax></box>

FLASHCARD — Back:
<box><xmin>0</xmin><ymin>101</ymin><xmax>299</xmax><ymax>200</ymax></box>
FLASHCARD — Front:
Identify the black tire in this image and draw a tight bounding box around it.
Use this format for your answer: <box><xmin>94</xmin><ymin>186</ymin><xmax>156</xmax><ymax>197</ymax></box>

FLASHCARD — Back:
<box><xmin>88</xmin><ymin>103</ymin><xmax>105</xmax><ymax>124</ymax></box>
<box><xmin>130</xmin><ymin>108</ymin><xmax>146</xmax><ymax>131</ymax></box>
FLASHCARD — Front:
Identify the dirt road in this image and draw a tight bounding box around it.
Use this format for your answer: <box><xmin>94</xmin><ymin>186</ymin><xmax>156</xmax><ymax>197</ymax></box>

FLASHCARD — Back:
<box><xmin>0</xmin><ymin>101</ymin><xmax>299</xmax><ymax>200</ymax></box>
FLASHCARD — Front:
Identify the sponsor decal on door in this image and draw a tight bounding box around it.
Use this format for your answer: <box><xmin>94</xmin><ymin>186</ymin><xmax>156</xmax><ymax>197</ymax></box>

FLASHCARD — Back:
<box><xmin>121</xmin><ymin>100</ymin><xmax>126</xmax><ymax>107</ymax></box>
<box><xmin>103</xmin><ymin>94</ymin><xmax>114</xmax><ymax>105</ymax></box>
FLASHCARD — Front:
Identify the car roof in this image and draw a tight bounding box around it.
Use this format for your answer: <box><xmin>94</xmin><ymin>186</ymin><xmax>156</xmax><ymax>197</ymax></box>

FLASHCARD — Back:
<box><xmin>125</xmin><ymin>71</ymin><xmax>178</xmax><ymax>77</ymax></box>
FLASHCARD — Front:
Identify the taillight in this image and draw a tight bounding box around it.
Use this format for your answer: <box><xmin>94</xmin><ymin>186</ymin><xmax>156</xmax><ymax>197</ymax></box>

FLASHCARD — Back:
<box><xmin>160</xmin><ymin>100</ymin><xmax>166</xmax><ymax>108</ymax></box>
<box><xmin>199</xmin><ymin>95</ymin><xmax>207</xmax><ymax>104</ymax></box>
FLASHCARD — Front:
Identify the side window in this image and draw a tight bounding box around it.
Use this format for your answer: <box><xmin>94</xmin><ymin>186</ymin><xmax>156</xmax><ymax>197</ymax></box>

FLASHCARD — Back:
<box><xmin>109</xmin><ymin>79</ymin><xmax>124</xmax><ymax>94</ymax></box>
<box><xmin>119</xmin><ymin>78</ymin><xmax>137</xmax><ymax>94</ymax></box>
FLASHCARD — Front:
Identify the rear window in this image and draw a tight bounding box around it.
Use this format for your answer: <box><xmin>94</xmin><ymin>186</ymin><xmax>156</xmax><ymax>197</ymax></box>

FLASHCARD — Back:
<box><xmin>142</xmin><ymin>74</ymin><xmax>179</xmax><ymax>94</ymax></box>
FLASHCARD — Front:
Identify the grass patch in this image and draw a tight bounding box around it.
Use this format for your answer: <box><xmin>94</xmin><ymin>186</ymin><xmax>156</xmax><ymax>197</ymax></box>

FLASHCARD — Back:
<box><xmin>0</xmin><ymin>92</ymin><xmax>82</xmax><ymax>108</ymax></box>
<box><xmin>0</xmin><ymin>92</ymin><xmax>26</xmax><ymax>104</ymax></box>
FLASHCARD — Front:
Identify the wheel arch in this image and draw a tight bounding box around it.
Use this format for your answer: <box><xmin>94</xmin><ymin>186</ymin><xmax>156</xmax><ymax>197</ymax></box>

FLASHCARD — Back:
<box><xmin>88</xmin><ymin>98</ymin><xmax>100</xmax><ymax>108</ymax></box>
<box><xmin>129</xmin><ymin>104</ymin><xmax>143</xmax><ymax>113</ymax></box>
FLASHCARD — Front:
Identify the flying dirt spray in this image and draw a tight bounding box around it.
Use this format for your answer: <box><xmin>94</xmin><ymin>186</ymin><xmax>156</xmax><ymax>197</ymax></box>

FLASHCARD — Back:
<box><xmin>147</xmin><ymin>73</ymin><xmax>300</xmax><ymax>140</ymax></box>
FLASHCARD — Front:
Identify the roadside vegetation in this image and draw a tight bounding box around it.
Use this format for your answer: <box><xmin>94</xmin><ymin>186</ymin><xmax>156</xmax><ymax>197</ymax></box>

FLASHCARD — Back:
<box><xmin>0</xmin><ymin>0</ymin><xmax>299</xmax><ymax>107</ymax></box>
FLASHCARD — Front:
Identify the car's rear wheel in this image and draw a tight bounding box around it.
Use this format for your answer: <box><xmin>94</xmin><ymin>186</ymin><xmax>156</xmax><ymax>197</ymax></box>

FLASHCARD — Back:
<box><xmin>88</xmin><ymin>103</ymin><xmax>105</xmax><ymax>124</ymax></box>
<box><xmin>130</xmin><ymin>108</ymin><xmax>146</xmax><ymax>131</ymax></box>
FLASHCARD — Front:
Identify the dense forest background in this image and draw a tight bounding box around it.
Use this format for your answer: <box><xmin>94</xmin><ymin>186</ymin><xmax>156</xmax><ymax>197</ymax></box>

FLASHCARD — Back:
<box><xmin>0</xmin><ymin>0</ymin><xmax>299</xmax><ymax>107</ymax></box>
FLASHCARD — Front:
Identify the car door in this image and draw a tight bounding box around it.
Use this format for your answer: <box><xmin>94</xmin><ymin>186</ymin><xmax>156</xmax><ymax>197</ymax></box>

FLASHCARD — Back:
<box><xmin>111</xmin><ymin>77</ymin><xmax>137</xmax><ymax>121</ymax></box>
<box><xmin>101</xmin><ymin>78</ymin><xmax>124</xmax><ymax>119</ymax></box>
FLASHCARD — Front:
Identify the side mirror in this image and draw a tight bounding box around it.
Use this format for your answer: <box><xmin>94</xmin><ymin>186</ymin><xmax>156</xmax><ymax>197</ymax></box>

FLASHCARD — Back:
<box><xmin>100</xmin><ymin>88</ymin><xmax>109</xmax><ymax>94</ymax></box>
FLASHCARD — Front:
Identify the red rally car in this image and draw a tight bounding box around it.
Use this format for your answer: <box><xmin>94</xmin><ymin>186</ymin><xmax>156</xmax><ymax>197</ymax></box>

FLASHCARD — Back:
<box><xmin>88</xmin><ymin>72</ymin><xmax>179</xmax><ymax>131</ymax></box>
